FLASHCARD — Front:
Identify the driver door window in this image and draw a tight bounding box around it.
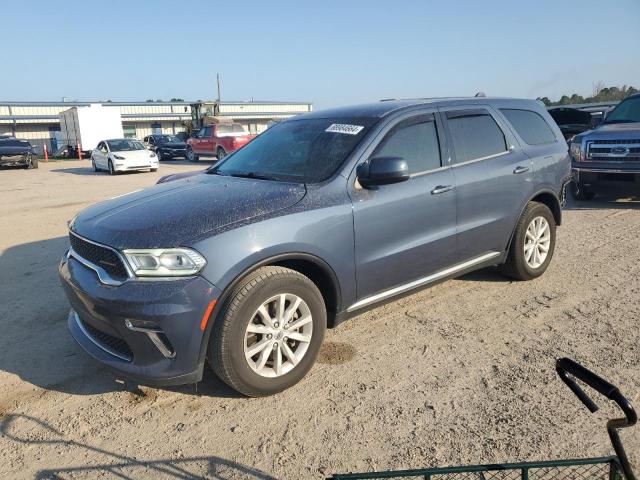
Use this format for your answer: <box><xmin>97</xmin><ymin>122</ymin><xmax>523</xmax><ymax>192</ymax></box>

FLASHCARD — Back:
<box><xmin>372</xmin><ymin>116</ymin><xmax>442</xmax><ymax>174</ymax></box>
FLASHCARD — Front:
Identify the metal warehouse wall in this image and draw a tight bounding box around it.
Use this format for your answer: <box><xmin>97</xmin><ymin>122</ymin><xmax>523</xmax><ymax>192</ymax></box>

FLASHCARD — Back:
<box><xmin>0</xmin><ymin>100</ymin><xmax>313</xmax><ymax>154</ymax></box>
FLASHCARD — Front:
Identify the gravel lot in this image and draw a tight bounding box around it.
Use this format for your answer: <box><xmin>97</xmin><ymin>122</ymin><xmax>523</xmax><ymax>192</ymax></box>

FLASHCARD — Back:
<box><xmin>0</xmin><ymin>160</ymin><xmax>638</xmax><ymax>479</ymax></box>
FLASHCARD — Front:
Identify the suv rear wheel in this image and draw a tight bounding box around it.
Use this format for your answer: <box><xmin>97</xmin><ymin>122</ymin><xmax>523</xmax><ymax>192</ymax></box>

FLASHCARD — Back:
<box><xmin>569</xmin><ymin>181</ymin><xmax>596</xmax><ymax>201</ymax></box>
<box><xmin>209</xmin><ymin>266</ymin><xmax>326</xmax><ymax>397</ymax></box>
<box><xmin>216</xmin><ymin>147</ymin><xmax>226</xmax><ymax>160</ymax></box>
<box><xmin>500</xmin><ymin>201</ymin><xmax>556</xmax><ymax>281</ymax></box>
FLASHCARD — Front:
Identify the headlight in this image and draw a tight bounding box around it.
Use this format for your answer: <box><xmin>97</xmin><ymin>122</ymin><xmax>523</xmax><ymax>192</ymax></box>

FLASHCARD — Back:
<box><xmin>150</xmin><ymin>152</ymin><xmax>157</xmax><ymax>158</ymax></box>
<box><xmin>113</xmin><ymin>154</ymin><xmax>125</xmax><ymax>160</ymax></box>
<box><xmin>569</xmin><ymin>141</ymin><xmax>584</xmax><ymax>162</ymax></box>
<box><xmin>123</xmin><ymin>248</ymin><xmax>206</xmax><ymax>277</ymax></box>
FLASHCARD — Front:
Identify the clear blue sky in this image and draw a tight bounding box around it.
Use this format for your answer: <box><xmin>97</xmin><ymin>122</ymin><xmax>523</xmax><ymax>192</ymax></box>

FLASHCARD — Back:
<box><xmin>2</xmin><ymin>0</ymin><xmax>638</xmax><ymax>108</ymax></box>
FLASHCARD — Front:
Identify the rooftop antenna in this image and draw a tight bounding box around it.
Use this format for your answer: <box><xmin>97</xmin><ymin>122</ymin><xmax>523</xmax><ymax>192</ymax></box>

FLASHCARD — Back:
<box><xmin>475</xmin><ymin>91</ymin><xmax>486</xmax><ymax>97</ymax></box>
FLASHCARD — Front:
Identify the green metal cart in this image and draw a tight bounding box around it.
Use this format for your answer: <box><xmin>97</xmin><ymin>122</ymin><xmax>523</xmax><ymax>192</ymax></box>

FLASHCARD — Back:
<box><xmin>331</xmin><ymin>358</ymin><xmax>637</xmax><ymax>480</ymax></box>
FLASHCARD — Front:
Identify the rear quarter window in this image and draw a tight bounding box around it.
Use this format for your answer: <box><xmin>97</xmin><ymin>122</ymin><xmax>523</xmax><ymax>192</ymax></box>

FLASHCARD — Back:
<box><xmin>500</xmin><ymin>109</ymin><xmax>557</xmax><ymax>145</ymax></box>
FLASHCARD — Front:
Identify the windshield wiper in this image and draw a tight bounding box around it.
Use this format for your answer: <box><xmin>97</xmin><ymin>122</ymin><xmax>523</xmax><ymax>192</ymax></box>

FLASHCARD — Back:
<box><xmin>603</xmin><ymin>119</ymin><xmax>638</xmax><ymax>125</ymax></box>
<box><xmin>227</xmin><ymin>171</ymin><xmax>280</xmax><ymax>181</ymax></box>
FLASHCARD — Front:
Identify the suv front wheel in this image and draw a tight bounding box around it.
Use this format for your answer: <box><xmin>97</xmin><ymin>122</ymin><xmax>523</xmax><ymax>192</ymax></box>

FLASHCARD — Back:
<box><xmin>209</xmin><ymin>266</ymin><xmax>326</xmax><ymax>397</ymax></box>
<box><xmin>186</xmin><ymin>147</ymin><xmax>199</xmax><ymax>162</ymax></box>
<box><xmin>500</xmin><ymin>201</ymin><xmax>556</xmax><ymax>281</ymax></box>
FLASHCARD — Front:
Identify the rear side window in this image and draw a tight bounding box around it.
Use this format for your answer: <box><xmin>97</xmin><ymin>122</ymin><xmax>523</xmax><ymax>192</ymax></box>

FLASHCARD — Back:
<box><xmin>447</xmin><ymin>111</ymin><xmax>507</xmax><ymax>164</ymax></box>
<box><xmin>373</xmin><ymin>116</ymin><xmax>441</xmax><ymax>174</ymax></box>
<box><xmin>501</xmin><ymin>109</ymin><xmax>556</xmax><ymax>145</ymax></box>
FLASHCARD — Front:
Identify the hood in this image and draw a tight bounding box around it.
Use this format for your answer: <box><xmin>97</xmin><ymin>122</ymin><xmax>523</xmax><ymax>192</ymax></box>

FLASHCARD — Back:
<box><xmin>71</xmin><ymin>174</ymin><xmax>306</xmax><ymax>249</ymax></box>
<box><xmin>158</xmin><ymin>141</ymin><xmax>187</xmax><ymax>149</ymax></box>
<box><xmin>574</xmin><ymin>122</ymin><xmax>640</xmax><ymax>142</ymax></box>
<box><xmin>111</xmin><ymin>149</ymin><xmax>155</xmax><ymax>160</ymax></box>
<box><xmin>0</xmin><ymin>139</ymin><xmax>32</xmax><ymax>155</ymax></box>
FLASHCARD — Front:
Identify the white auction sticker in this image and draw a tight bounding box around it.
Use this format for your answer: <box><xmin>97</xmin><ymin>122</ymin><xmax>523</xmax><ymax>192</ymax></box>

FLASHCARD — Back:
<box><xmin>325</xmin><ymin>124</ymin><xmax>365</xmax><ymax>135</ymax></box>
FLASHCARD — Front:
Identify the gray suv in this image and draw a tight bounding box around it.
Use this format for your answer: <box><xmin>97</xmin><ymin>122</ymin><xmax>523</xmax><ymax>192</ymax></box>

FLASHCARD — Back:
<box><xmin>59</xmin><ymin>97</ymin><xmax>570</xmax><ymax>396</ymax></box>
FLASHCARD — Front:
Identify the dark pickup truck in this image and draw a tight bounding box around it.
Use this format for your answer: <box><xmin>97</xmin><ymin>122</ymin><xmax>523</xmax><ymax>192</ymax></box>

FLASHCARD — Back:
<box><xmin>569</xmin><ymin>94</ymin><xmax>640</xmax><ymax>200</ymax></box>
<box><xmin>0</xmin><ymin>136</ymin><xmax>37</xmax><ymax>169</ymax></box>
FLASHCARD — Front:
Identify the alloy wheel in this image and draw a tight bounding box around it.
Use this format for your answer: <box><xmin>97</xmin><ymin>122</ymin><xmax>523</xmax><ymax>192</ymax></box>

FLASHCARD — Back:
<box><xmin>524</xmin><ymin>216</ymin><xmax>550</xmax><ymax>269</ymax></box>
<box><xmin>243</xmin><ymin>293</ymin><xmax>313</xmax><ymax>378</ymax></box>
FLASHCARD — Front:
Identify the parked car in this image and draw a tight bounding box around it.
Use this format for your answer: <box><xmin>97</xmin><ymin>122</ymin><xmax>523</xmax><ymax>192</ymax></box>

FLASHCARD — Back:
<box><xmin>569</xmin><ymin>93</ymin><xmax>640</xmax><ymax>200</ymax></box>
<box><xmin>91</xmin><ymin>139</ymin><xmax>159</xmax><ymax>175</ymax></box>
<box><xmin>174</xmin><ymin>131</ymin><xmax>192</xmax><ymax>142</ymax></box>
<box><xmin>0</xmin><ymin>136</ymin><xmax>37</xmax><ymax>169</ymax></box>
<box><xmin>186</xmin><ymin>122</ymin><xmax>255</xmax><ymax>161</ymax></box>
<box><xmin>143</xmin><ymin>134</ymin><xmax>188</xmax><ymax>160</ymax></box>
<box><xmin>60</xmin><ymin>97</ymin><xmax>570</xmax><ymax>396</ymax></box>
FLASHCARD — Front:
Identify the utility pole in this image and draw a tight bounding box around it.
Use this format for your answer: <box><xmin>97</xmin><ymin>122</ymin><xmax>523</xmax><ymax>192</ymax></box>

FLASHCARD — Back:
<box><xmin>216</xmin><ymin>74</ymin><xmax>221</xmax><ymax>102</ymax></box>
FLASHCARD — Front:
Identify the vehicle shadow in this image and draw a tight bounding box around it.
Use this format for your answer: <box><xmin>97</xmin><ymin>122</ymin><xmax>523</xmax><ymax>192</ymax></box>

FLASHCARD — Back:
<box><xmin>564</xmin><ymin>191</ymin><xmax>640</xmax><ymax>210</ymax></box>
<box><xmin>1</xmin><ymin>414</ymin><xmax>277</xmax><ymax>479</ymax></box>
<box><xmin>457</xmin><ymin>266</ymin><xmax>512</xmax><ymax>283</ymax></box>
<box><xmin>0</xmin><ymin>236</ymin><xmax>241</xmax><ymax>399</ymax></box>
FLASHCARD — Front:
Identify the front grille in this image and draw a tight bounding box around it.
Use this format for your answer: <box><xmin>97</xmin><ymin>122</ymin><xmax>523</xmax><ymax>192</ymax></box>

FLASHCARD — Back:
<box><xmin>79</xmin><ymin>316</ymin><xmax>133</xmax><ymax>361</ymax></box>
<box><xmin>69</xmin><ymin>233</ymin><xmax>128</xmax><ymax>280</ymax></box>
<box><xmin>587</xmin><ymin>139</ymin><xmax>640</xmax><ymax>162</ymax></box>
<box><xmin>591</xmin><ymin>138</ymin><xmax>640</xmax><ymax>144</ymax></box>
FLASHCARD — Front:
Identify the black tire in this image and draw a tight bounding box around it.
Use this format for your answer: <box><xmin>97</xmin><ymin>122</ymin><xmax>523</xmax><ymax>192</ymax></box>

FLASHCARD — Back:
<box><xmin>499</xmin><ymin>201</ymin><xmax>556</xmax><ymax>281</ymax></box>
<box><xmin>92</xmin><ymin>157</ymin><xmax>98</xmax><ymax>172</ymax></box>
<box><xmin>156</xmin><ymin>150</ymin><xmax>164</xmax><ymax>161</ymax></box>
<box><xmin>209</xmin><ymin>266</ymin><xmax>326</xmax><ymax>397</ymax></box>
<box><xmin>108</xmin><ymin>160</ymin><xmax>116</xmax><ymax>175</ymax></box>
<box><xmin>27</xmin><ymin>155</ymin><xmax>38</xmax><ymax>169</ymax></box>
<box><xmin>569</xmin><ymin>181</ymin><xmax>596</xmax><ymax>201</ymax></box>
<box><xmin>150</xmin><ymin>168</ymin><xmax>157</xmax><ymax>172</ymax></box>
<box><xmin>186</xmin><ymin>147</ymin><xmax>199</xmax><ymax>162</ymax></box>
<box><xmin>216</xmin><ymin>147</ymin><xmax>226</xmax><ymax>160</ymax></box>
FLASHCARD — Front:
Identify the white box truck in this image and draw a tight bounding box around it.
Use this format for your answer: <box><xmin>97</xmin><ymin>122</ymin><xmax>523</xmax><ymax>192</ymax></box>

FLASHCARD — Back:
<box><xmin>59</xmin><ymin>104</ymin><xmax>123</xmax><ymax>155</ymax></box>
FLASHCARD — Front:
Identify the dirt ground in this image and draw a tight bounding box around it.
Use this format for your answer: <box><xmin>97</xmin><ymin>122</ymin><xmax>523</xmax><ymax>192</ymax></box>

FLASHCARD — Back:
<box><xmin>0</xmin><ymin>160</ymin><xmax>638</xmax><ymax>479</ymax></box>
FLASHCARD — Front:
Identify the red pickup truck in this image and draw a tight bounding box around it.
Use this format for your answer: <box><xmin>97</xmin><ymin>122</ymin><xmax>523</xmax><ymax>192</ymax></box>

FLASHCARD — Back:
<box><xmin>186</xmin><ymin>123</ymin><xmax>255</xmax><ymax>161</ymax></box>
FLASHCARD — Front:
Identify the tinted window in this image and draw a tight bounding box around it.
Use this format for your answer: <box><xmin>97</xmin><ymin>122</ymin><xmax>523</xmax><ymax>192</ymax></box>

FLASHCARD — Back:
<box><xmin>501</xmin><ymin>109</ymin><xmax>556</xmax><ymax>145</ymax></box>
<box><xmin>604</xmin><ymin>96</ymin><xmax>640</xmax><ymax>124</ymax></box>
<box><xmin>215</xmin><ymin>118</ymin><xmax>376</xmax><ymax>183</ymax></box>
<box><xmin>217</xmin><ymin>124</ymin><xmax>246</xmax><ymax>135</ymax></box>
<box><xmin>106</xmin><ymin>140</ymin><xmax>145</xmax><ymax>151</ymax></box>
<box><xmin>203</xmin><ymin>127</ymin><xmax>212</xmax><ymax>137</ymax></box>
<box><xmin>373</xmin><ymin>117</ymin><xmax>441</xmax><ymax>174</ymax></box>
<box><xmin>447</xmin><ymin>112</ymin><xmax>506</xmax><ymax>164</ymax></box>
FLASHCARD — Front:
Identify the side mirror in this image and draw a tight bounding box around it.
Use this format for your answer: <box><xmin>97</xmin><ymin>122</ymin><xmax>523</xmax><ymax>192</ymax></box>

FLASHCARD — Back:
<box><xmin>357</xmin><ymin>156</ymin><xmax>410</xmax><ymax>188</ymax></box>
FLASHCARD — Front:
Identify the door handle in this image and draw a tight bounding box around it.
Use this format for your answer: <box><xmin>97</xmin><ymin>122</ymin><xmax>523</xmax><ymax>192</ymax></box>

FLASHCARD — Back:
<box><xmin>513</xmin><ymin>166</ymin><xmax>530</xmax><ymax>174</ymax></box>
<box><xmin>431</xmin><ymin>185</ymin><xmax>454</xmax><ymax>195</ymax></box>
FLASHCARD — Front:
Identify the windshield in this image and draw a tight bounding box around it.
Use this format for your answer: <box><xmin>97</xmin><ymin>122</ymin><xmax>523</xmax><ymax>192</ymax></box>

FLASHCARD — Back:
<box><xmin>157</xmin><ymin>135</ymin><xmax>180</xmax><ymax>143</ymax></box>
<box><xmin>214</xmin><ymin>118</ymin><xmax>376</xmax><ymax>183</ymax></box>
<box><xmin>107</xmin><ymin>139</ymin><xmax>146</xmax><ymax>151</ymax></box>
<box><xmin>604</xmin><ymin>96</ymin><xmax>640</xmax><ymax>124</ymax></box>
<box><xmin>217</xmin><ymin>124</ymin><xmax>247</xmax><ymax>135</ymax></box>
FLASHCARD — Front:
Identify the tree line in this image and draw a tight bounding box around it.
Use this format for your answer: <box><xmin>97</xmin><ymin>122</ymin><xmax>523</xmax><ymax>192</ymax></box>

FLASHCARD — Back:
<box><xmin>538</xmin><ymin>82</ymin><xmax>638</xmax><ymax>107</ymax></box>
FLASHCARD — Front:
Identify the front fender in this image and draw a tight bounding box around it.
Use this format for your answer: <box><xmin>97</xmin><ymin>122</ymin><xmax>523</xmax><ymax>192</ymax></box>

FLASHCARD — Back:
<box><xmin>189</xmin><ymin>202</ymin><xmax>356</xmax><ymax>312</ymax></box>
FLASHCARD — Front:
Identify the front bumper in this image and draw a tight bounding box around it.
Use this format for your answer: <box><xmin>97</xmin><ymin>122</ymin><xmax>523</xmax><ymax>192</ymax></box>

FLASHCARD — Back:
<box><xmin>573</xmin><ymin>162</ymin><xmax>640</xmax><ymax>188</ymax></box>
<box><xmin>60</xmin><ymin>251</ymin><xmax>220</xmax><ymax>386</ymax></box>
<box><xmin>0</xmin><ymin>154</ymin><xmax>31</xmax><ymax>166</ymax></box>
<box><xmin>159</xmin><ymin>149</ymin><xmax>187</xmax><ymax>158</ymax></box>
<box><xmin>114</xmin><ymin>161</ymin><xmax>158</xmax><ymax>172</ymax></box>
